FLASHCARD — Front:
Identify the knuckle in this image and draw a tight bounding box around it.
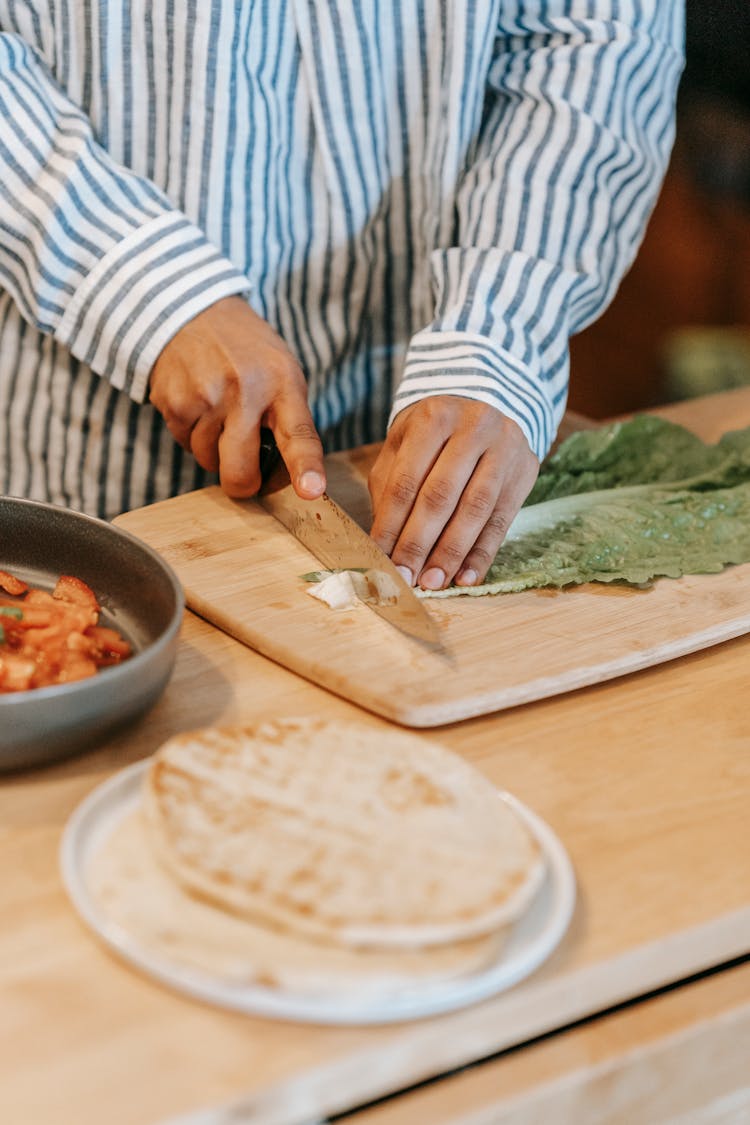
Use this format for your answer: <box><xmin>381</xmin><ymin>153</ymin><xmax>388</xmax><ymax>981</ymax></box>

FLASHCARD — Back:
<box><xmin>163</xmin><ymin>400</ymin><xmax>193</xmax><ymax>427</ymax></box>
<box><xmin>455</xmin><ymin>400</ymin><xmax>493</xmax><ymax>435</ymax></box>
<box><xmin>371</xmin><ymin>524</ymin><xmax>398</xmax><ymax>550</ymax></box>
<box><xmin>269</xmin><ymin>355</ymin><xmax>304</xmax><ymax>388</ymax></box>
<box><xmin>388</xmin><ymin>473</ymin><xmax>420</xmax><ymax>507</ymax></box>
<box><xmin>163</xmin><ymin>416</ymin><xmax>191</xmax><ymax>448</ymax></box>
<box><xmin>462</xmin><ymin>486</ymin><xmax>495</xmax><ymax>521</ymax></box>
<box><xmin>394</xmin><ymin>538</ymin><xmax>426</xmax><ymax>566</ymax></box>
<box><xmin>193</xmin><ymin>449</ymin><xmax>220</xmax><ymax>473</ymax></box>
<box><xmin>278</xmin><ymin>419</ymin><xmax>320</xmax><ymax>445</ymax></box>
<box><xmin>421</xmin><ymin>478</ymin><xmax>454</xmax><ymax>514</ymax></box>
<box><xmin>467</xmin><ymin>543</ymin><xmax>495</xmax><ymax>568</ymax></box>
<box><xmin>487</xmin><ymin>508</ymin><xmax>512</xmax><ymax>538</ymax></box>
<box><xmin>385</xmin><ymin>415</ymin><xmax>408</xmax><ymax>446</ymax></box>
<box><xmin>423</xmin><ymin>398</ymin><xmax>456</xmax><ymax>431</ymax></box>
<box><xmin>221</xmin><ymin>469</ymin><xmax>260</xmax><ymax>498</ymax></box>
<box><xmin>434</xmin><ymin>539</ymin><xmax>466</xmax><ymax>567</ymax></box>
<box><xmin>403</xmin><ymin>397</ymin><xmax>453</xmax><ymax>434</ymax></box>
<box><xmin>171</xmin><ymin>384</ymin><xmax>214</xmax><ymax>423</ymax></box>
<box><xmin>477</xmin><ymin>402</ymin><xmax>502</xmax><ymax>428</ymax></box>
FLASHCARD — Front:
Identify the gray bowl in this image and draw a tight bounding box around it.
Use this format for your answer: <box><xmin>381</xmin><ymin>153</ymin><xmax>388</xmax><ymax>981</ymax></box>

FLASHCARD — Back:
<box><xmin>0</xmin><ymin>497</ymin><xmax>184</xmax><ymax>771</ymax></box>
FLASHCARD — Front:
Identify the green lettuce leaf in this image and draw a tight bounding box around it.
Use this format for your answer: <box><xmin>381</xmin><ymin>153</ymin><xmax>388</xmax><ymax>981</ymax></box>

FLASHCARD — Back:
<box><xmin>422</xmin><ymin>416</ymin><xmax>750</xmax><ymax>598</ymax></box>
<box><xmin>526</xmin><ymin>415</ymin><xmax>750</xmax><ymax>502</ymax></box>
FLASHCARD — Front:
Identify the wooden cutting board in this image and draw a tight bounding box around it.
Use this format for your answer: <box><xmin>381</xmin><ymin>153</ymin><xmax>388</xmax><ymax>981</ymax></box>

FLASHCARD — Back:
<box><xmin>114</xmin><ymin>407</ymin><xmax>750</xmax><ymax>727</ymax></box>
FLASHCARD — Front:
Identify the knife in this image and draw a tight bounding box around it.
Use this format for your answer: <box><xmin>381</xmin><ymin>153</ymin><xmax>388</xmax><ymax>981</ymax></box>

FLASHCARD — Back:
<box><xmin>256</xmin><ymin>430</ymin><xmax>442</xmax><ymax>647</ymax></box>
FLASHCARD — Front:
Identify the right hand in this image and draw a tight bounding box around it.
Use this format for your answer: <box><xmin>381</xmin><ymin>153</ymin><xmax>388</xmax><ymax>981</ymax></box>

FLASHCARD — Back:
<box><xmin>148</xmin><ymin>296</ymin><xmax>326</xmax><ymax>500</ymax></box>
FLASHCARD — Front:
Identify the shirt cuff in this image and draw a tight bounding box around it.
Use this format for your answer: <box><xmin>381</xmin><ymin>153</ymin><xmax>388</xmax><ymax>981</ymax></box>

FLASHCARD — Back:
<box><xmin>390</xmin><ymin>330</ymin><xmax>558</xmax><ymax>462</ymax></box>
<box><xmin>54</xmin><ymin>212</ymin><xmax>251</xmax><ymax>402</ymax></box>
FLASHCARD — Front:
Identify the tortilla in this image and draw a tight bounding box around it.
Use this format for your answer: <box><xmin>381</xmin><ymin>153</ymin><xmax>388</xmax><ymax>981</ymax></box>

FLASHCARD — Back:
<box><xmin>144</xmin><ymin>718</ymin><xmax>545</xmax><ymax>950</ymax></box>
<box><xmin>89</xmin><ymin>809</ymin><xmax>507</xmax><ymax>996</ymax></box>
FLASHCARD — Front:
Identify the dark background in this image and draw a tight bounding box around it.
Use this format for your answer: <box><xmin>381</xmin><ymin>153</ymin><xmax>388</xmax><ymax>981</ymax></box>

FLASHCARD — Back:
<box><xmin>569</xmin><ymin>1</ymin><xmax>750</xmax><ymax>418</ymax></box>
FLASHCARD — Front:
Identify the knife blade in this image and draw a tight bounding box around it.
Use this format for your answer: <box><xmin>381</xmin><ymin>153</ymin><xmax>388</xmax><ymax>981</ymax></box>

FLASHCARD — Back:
<box><xmin>256</xmin><ymin>430</ymin><xmax>442</xmax><ymax>647</ymax></box>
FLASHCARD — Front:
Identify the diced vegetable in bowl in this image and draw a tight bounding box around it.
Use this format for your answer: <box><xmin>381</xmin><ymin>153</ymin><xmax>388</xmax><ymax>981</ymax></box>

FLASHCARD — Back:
<box><xmin>0</xmin><ymin>498</ymin><xmax>184</xmax><ymax>771</ymax></box>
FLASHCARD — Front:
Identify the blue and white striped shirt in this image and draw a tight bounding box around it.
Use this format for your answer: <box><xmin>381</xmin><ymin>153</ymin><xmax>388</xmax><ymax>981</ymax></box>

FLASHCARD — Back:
<box><xmin>0</xmin><ymin>1</ymin><xmax>683</xmax><ymax>519</ymax></box>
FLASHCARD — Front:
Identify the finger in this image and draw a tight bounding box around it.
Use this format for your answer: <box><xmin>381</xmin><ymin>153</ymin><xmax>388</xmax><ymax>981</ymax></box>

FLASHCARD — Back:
<box><xmin>154</xmin><ymin>389</ymin><xmax>218</xmax><ymax>455</ymax></box>
<box><xmin>217</xmin><ymin>412</ymin><xmax>262</xmax><ymax>498</ymax></box>
<box><xmin>149</xmin><ymin>368</ymin><xmax>205</xmax><ymax>451</ymax></box>
<box><xmin>270</xmin><ymin>395</ymin><xmax>326</xmax><ymax>499</ymax></box>
<box><xmin>189</xmin><ymin>411</ymin><xmax>223</xmax><ymax>473</ymax></box>
<box><xmin>385</xmin><ymin>439</ymin><xmax>480</xmax><ymax>586</ymax></box>
<box><xmin>165</xmin><ymin>420</ymin><xmax>194</xmax><ymax>452</ymax></box>
<box><xmin>367</xmin><ymin>444</ymin><xmax>396</xmax><ymax>517</ymax></box>
<box><xmin>369</xmin><ymin>439</ymin><xmax>447</xmax><ymax>566</ymax></box>
<box><xmin>416</xmin><ymin>454</ymin><xmax>503</xmax><ymax>590</ymax></box>
<box><xmin>454</xmin><ymin>460</ymin><xmax>539</xmax><ymax>586</ymax></box>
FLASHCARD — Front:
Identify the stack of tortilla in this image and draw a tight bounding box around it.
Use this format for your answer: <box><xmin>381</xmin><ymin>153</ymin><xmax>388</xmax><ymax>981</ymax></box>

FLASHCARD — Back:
<box><xmin>90</xmin><ymin>718</ymin><xmax>546</xmax><ymax>998</ymax></box>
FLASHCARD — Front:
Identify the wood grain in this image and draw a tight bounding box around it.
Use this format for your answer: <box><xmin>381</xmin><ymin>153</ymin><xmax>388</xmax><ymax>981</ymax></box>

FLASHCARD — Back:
<box><xmin>5</xmin><ymin>596</ymin><xmax>750</xmax><ymax>1125</ymax></box>
<box><xmin>115</xmin><ymin>399</ymin><xmax>750</xmax><ymax>727</ymax></box>
<box><xmin>3</xmin><ymin>599</ymin><xmax>750</xmax><ymax>1125</ymax></box>
<box><xmin>2</xmin><ymin>391</ymin><xmax>750</xmax><ymax>1125</ymax></box>
<box><xmin>347</xmin><ymin>959</ymin><xmax>750</xmax><ymax>1125</ymax></box>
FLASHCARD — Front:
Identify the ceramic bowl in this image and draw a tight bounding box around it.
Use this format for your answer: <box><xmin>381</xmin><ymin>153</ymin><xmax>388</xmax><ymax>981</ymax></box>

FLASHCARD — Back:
<box><xmin>0</xmin><ymin>497</ymin><xmax>184</xmax><ymax>771</ymax></box>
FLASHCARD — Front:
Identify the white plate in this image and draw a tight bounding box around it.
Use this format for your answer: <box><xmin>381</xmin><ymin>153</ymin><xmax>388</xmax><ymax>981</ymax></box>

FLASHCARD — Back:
<box><xmin>60</xmin><ymin>761</ymin><xmax>576</xmax><ymax>1025</ymax></box>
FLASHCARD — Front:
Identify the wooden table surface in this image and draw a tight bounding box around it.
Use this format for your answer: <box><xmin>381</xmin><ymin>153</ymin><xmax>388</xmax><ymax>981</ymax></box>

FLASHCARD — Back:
<box><xmin>3</xmin><ymin>389</ymin><xmax>750</xmax><ymax>1125</ymax></box>
<box><xmin>348</xmin><ymin>959</ymin><xmax>750</xmax><ymax>1125</ymax></box>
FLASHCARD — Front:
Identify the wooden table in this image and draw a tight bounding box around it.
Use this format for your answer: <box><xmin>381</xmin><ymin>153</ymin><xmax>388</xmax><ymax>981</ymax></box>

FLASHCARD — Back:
<box><xmin>2</xmin><ymin>388</ymin><xmax>750</xmax><ymax>1125</ymax></box>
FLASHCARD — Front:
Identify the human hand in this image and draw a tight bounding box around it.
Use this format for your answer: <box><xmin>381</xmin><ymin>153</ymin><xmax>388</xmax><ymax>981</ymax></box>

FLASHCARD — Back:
<box><xmin>148</xmin><ymin>296</ymin><xmax>325</xmax><ymax>499</ymax></box>
<box><xmin>369</xmin><ymin>397</ymin><xmax>539</xmax><ymax>590</ymax></box>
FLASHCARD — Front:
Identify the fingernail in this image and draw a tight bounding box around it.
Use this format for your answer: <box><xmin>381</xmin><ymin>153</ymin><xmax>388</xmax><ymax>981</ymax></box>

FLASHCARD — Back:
<box><xmin>420</xmin><ymin>567</ymin><xmax>446</xmax><ymax>590</ymax></box>
<box><xmin>395</xmin><ymin>565</ymin><xmax>413</xmax><ymax>586</ymax></box>
<box><xmin>456</xmin><ymin>568</ymin><xmax>477</xmax><ymax>586</ymax></box>
<box><xmin>298</xmin><ymin>471</ymin><xmax>325</xmax><ymax>495</ymax></box>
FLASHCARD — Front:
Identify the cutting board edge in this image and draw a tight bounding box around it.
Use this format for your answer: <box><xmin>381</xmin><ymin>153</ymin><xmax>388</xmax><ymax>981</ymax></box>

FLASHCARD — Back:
<box><xmin>184</xmin><ymin>597</ymin><xmax>750</xmax><ymax>729</ymax></box>
<box><xmin>366</xmin><ymin>614</ymin><xmax>750</xmax><ymax>726</ymax></box>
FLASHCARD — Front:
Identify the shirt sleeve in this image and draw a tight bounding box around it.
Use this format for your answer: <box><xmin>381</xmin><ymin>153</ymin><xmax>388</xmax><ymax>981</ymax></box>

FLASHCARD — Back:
<box><xmin>0</xmin><ymin>32</ymin><xmax>250</xmax><ymax>403</ymax></box>
<box><xmin>392</xmin><ymin>1</ymin><xmax>685</xmax><ymax>461</ymax></box>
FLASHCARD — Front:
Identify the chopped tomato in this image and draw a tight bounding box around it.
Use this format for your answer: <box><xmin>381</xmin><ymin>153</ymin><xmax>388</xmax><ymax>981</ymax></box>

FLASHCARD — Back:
<box><xmin>0</xmin><ymin>569</ymin><xmax>28</xmax><ymax>596</ymax></box>
<box><xmin>53</xmin><ymin>575</ymin><xmax>100</xmax><ymax>612</ymax></box>
<box><xmin>0</xmin><ymin>652</ymin><xmax>37</xmax><ymax>692</ymax></box>
<box><xmin>85</xmin><ymin>625</ymin><xmax>132</xmax><ymax>661</ymax></box>
<box><xmin>0</xmin><ymin>568</ymin><xmax>130</xmax><ymax>693</ymax></box>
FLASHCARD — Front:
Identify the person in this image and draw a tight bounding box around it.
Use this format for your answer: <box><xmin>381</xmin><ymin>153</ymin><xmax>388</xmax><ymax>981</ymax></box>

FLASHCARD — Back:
<box><xmin>0</xmin><ymin>2</ymin><xmax>683</xmax><ymax>591</ymax></box>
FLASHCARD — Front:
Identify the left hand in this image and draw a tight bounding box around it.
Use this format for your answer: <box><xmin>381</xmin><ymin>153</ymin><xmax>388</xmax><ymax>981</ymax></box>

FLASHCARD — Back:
<box><xmin>368</xmin><ymin>396</ymin><xmax>539</xmax><ymax>590</ymax></box>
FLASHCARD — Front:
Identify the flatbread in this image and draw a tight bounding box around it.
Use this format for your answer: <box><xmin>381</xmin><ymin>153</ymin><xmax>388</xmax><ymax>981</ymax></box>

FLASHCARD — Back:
<box><xmin>144</xmin><ymin>718</ymin><xmax>545</xmax><ymax>950</ymax></box>
<box><xmin>89</xmin><ymin>809</ymin><xmax>507</xmax><ymax>996</ymax></box>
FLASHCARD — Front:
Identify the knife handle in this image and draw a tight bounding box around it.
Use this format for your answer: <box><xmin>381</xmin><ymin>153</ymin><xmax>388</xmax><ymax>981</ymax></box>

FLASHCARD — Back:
<box><xmin>259</xmin><ymin>428</ymin><xmax>282</xmax><ymax>484</ymax></box>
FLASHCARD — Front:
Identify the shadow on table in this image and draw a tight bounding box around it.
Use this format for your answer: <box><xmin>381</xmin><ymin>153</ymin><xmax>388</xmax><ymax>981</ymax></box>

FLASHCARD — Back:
<box><xmin>3</xmin><ymin>636</ymin><xmax>234</xmax><ymax>786</ymax></box>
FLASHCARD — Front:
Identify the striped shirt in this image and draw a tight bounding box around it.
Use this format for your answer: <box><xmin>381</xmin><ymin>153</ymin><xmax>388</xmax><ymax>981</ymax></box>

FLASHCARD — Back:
<box><xmin>0</xmin><ymin>1</ymin><xmax>683</xmax><ymax>520</ymax></box>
